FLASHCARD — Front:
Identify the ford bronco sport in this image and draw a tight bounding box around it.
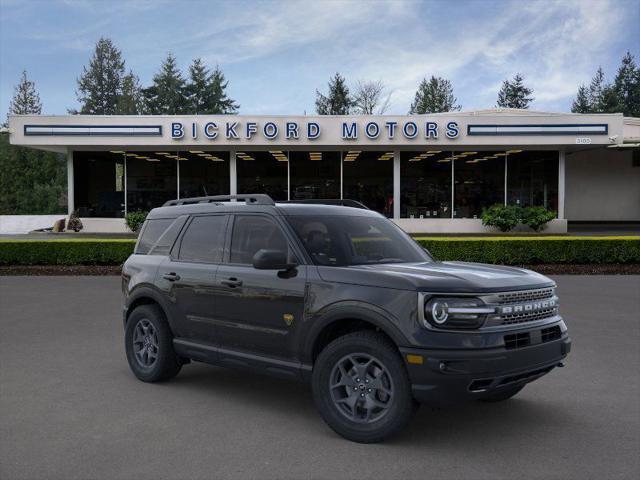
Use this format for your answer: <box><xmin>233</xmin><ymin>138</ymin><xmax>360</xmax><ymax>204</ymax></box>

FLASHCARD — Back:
<box><xmin>122</xmin><ymin>194</ymin><xmax>571</xmax><ymax>443</ymax></box>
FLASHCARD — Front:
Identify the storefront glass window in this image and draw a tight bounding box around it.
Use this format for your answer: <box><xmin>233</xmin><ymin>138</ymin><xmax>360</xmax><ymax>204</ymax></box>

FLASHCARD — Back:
<box><xmin>126</xmin><ymin>152</ymin><xmax>177</xmax><ymax>212</ymax></box>
<box><xmin>400</xmin><ymin>151</ymin><xmax>452</xmax><ymax>218</ymax></box>
<box><xmin>236</xmin><ymin>151</ymin><xmax>288</xmax><ymax>201</ymax></box>
<box><xmin>507</xmin><ymin>150</ymin><xmax>558</xmax><ymax>212</ymax></box>
<box><xmin>177</xmin><ymin>151</ymin><xmax>230</xmax><ymax>198</ymax></box>
<box><xmin>453</xmin><ymin>151</ymin><xmax>505</xmax><ymax>218</ymax></box>
<box><xmin>289</xmin><ymin>151</ymin><xmax>340</xmax><ymax>200</ymax></box>
<box><xmin>73</xmin><ymin>151</ymin><xmax>125</xmax><ymax>217</ymax></box>
<box><xmin>343</xmin><ymin>151</ymin><xmax>394</xmax><ymax>216</ymax></box>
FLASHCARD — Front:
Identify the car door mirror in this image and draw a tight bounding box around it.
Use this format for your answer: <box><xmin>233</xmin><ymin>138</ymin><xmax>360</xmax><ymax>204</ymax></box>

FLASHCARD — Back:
<box><xmin>252</xmin><ymin>249</ymin><xmax>296</xmax><ymax>270</ymax></box>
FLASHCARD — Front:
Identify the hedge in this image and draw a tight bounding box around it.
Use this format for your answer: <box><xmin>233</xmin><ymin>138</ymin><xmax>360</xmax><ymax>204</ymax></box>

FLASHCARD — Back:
<box><xmin>415</xmin><ymin>236</ymin><xmax>640</xmax><ymax>265</ymax></box>
<box><xmin>0</xmin><ymin>239</ymin><xmax>136</xmax><ymax>265</ymax></box>
<box><xmin>0</xmin><ymin>237</ymin><xmax>638</xmax><ymax>266</ymax></box>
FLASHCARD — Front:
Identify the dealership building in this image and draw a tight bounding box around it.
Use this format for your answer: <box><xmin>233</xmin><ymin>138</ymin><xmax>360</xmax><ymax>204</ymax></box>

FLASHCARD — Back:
<box><xmin>7</xmin><ymin>109</ymin><xmax>640</xmax><ymax>233</ymax></box>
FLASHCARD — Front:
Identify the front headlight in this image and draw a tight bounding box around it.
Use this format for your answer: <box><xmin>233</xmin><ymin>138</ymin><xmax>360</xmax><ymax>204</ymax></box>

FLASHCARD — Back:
<box><xmin>423</xmin><ymin>297</ymin><xmax>495</xmax><ymax>329</ymax></box>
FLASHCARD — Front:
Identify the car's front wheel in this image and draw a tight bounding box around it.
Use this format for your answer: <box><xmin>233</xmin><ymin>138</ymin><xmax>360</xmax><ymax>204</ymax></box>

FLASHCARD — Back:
<box><xmin>125</xmin><ymin>304</ymin><xmax>182</xmax><ymax>382</ymax></box>
<box><xmin>312</xmin><ymin>331</ymin><xmax>417</xmax><ymax>443</ymax></box>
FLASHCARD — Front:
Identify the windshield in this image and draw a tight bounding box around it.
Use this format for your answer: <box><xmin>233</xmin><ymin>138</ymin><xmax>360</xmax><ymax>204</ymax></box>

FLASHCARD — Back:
<box><xmin>286</xmin><ymin>215</ymin><xmax>432</xmax><ymax>266</ymax></box>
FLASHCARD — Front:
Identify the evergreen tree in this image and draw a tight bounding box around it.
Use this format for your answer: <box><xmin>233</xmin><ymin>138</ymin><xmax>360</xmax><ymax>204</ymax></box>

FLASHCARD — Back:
<box><xmin>571</xmin><ymin>85</ymin><xmax>591</xmax><ymax>113</ymax></box>
<box><xmin>185</xmin><ymin>59</ymin><xmax>239</xmax><ymax>114</ymax></box>
<box><xmin>116</xmin><ymin>71</ymin><xmax>144</xmax><ymax>115</ymax></box>
<box><xmin>613</xmin><ymin>51</ymin><xmax>640</xmax><ymax>117</ymax></box>
<box><xmin>409</xmin><ymin>76</ymin><xmax>460</xmax><ymax>114</ymax></box>
<box><xmin>315</xmin><ymin>73</ymin><xmax>353</xmax><ymax>115</ymax></box>
<box><xmin>207</xmin><ymin>65</ymin><xmax>239</xmax><ymax>114</ymax></box>
<box><xmin>496</xmin><ymin>74</ymin><xmax>534</xmax><ymax>109</ymax></box>
<box><xmin>587</xmin><ymin>67</ymin><xmax>607</xmax><ymax>112</ymax></box>
<box><xmin>8</xmin><ymin>70</ymin><xmax>42</xmax><ymax>116</ymax></box>
<box><xmin>75</xmin><ymin>37</ymin><xmax>126</xmax><ymax>114</ymax></box>
<box><xmin>143</xmin><ymin>53</ymin><xmax>188</xmax><ymax>114</ymax></box>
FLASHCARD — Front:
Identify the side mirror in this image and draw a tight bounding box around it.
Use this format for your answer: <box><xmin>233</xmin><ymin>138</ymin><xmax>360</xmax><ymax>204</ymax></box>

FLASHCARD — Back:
<box><xmin>252</xmin><ymin>249</ymin><xmax>296</xmax><ymax>270</ymax></box>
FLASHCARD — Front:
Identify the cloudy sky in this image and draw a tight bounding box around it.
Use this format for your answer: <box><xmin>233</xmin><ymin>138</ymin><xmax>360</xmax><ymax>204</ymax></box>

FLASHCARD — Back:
<box><xmin>1</xmin><ymin>0</ymin><xmax>638</xmax><ymax>117</ymax></box>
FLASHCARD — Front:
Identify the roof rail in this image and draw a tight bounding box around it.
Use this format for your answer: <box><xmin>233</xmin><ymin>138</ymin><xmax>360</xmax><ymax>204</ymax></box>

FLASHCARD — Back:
<box><xmin>163</xmin><ymin>194</ymin><xmax>275</xmax><ymax>207</ymax></box>
<box><xmin>279</xmin><ymin>199</ymin><xmax>370</xmax><ymax>209</ymax></box>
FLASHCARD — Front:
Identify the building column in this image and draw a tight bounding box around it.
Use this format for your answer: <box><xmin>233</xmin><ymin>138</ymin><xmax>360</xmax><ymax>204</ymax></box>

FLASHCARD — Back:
<box><xmin>393</xmin><ymin>150</ymin><xmax>400</xmax><ymax>219</ymax></box>
<box><xmin>229</xmin><ymin>150</ymin><xmax>237</xmax><ymax>196</ymax></box>
<box><xmin>558</xmin><ymin>149</ymin><xmax>566</xmax><ymax>219</ymax></box>
<box><xmin>66</xmin><ymin>149</ymin><xmax>74</xmax><ymax>216</ymax></box>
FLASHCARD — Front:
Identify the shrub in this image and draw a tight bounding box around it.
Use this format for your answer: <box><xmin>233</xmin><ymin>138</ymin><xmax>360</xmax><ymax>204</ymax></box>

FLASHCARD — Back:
<box><xmin>521</xmin><ymin>206</ymin><xmax>556</xmax><ymax>232</ymax></box>
<box><xmin>481</xmin><ymin>205</ymin><xmax>521</xmax><ymax>232</ymax></box>
<box><xmin>0</xmin><ymin>240</ymin><xmax>135</xmax><ymax>265</ymax></box>
<box><xmin>415</xmin><ymin>237</ymin><xmax>640</xmax><ymax>265</ymax></box>
<box><xmin>125</xmin><ymin>210</ymin><xmax>148</xmax><ymax>233</ymax></box>
<box><xmin>67</xmin><ymin>210</ymin><xmax>83</xmax><ymax>232</ymax></box>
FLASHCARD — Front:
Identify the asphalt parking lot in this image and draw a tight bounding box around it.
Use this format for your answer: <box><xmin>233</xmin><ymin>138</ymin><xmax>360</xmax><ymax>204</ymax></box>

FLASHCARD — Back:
<box><xmin>1</xmin><ymin>276</ymin><xmax>639</xmax><ymax>480</ymax></box>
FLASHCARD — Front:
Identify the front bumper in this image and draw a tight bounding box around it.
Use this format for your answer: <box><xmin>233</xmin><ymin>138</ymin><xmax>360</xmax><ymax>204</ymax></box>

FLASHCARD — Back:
<box><xmin>400</xmin><ymin>330</ymin><xmax>571</xmax><ymax>405</ymax></box>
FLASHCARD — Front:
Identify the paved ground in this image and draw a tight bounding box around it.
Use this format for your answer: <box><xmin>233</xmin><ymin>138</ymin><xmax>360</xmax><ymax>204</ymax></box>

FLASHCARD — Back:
<box><xmin>1</xmin><ymin>276</ymin><xmax>638</xmax><ymax>480</ymax></box>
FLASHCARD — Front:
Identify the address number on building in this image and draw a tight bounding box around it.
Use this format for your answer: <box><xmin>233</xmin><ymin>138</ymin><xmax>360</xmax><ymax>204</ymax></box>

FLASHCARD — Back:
<box><xmin>576</xmin><ymin>137</ymin><xmax>592</xmax><ymax>144</ymax></box>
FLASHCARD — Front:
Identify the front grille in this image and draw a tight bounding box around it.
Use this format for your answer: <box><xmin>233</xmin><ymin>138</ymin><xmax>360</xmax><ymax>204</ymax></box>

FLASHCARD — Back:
<box><xmin>496</xmin><ymin>287</ymin><xmax>558</xmax><ymax>325</ymax></box>
<box><xmin>504</xmin><ymin>325</ymin><xmax>563</xmax><ymax>350</ymax></box>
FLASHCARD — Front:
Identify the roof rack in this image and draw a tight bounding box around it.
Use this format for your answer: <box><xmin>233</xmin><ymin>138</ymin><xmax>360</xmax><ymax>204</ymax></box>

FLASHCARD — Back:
<box><xmin>279</xmin><ymin>199</ymin><xmax>369</xmax><ymax>209</ymax></box>
<box><xmin>163</xmin><ymin>194</ymin><xmax>275</xmax><ymax>207</ymax></box>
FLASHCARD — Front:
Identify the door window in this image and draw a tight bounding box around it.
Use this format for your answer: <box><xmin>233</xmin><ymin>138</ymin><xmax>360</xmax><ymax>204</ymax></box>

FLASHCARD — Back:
<box><xmin>229</xmin><ymin>216</ymin><xmax>290</xmax><ymax>265</ymax></box>
<box><xmin>178</xmin><ymin>215</ymin><xmax>227</xmax><ymax>263</ymax></box>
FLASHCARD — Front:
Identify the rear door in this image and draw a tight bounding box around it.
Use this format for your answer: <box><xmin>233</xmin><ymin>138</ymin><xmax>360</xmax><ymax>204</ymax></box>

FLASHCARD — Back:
<box><xmin>212</xmin><ymin>214</ymin><xmax>307</xmax><ymax>360</ymax></box>
<box><xmin>157</xmin><ymin>214</ymin><xmax>229</xmax><ymax>343</ymax></box>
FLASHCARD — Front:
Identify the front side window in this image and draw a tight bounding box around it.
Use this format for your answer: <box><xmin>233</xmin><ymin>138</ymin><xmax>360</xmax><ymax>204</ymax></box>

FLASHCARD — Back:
<box><xmin>178</xmin><ymin>215</ymin><xmax>227</xmax><ymax>263</ymax></box>
<box><xmin>287</xmin><ymin>215</ymin><xmax>430</xmax><ymax>266</ymax></box>
<box><xmin>229</xmin><ymin>215</ymin><xmax>290</xmax><ymax>264</ymax></box>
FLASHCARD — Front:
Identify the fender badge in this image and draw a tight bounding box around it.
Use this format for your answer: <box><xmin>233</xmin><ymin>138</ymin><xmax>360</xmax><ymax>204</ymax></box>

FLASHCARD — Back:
<box><xmin>283</xmin><ymin>314</ymin><xmax>294</xmax><ymax>326</ymax></box>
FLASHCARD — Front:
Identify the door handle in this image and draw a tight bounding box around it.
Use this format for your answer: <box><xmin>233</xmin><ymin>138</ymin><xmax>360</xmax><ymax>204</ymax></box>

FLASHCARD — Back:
<box><xmin>162</xmin><ymin>272</ymin><xmax>181</xmax><ymax>281</ymax></box>
<box><xmin>220</xmin><ymin>277</ymin><xmax>243</xmax><ymax>288</ymax></box>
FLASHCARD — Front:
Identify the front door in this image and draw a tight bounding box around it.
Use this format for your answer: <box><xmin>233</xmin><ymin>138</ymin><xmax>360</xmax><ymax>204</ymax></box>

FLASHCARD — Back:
<box><xmin>213</xmin><ymin>214</ymin><xmax>307</xmax><ymax>360</ymax></box>
<box><xmin>157</xmin><ymin>214</ymin><xmax>229</xmax><ymax>343</ymax></box>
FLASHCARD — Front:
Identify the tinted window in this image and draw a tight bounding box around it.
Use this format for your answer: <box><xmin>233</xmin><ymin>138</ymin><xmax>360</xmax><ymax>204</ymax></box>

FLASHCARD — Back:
<box><xmin>178</xmin><ymin>215</ymin><xmax>227</xmax><ymax>263</ymax></box>
<box><xmin>230</xmin><ymin>216</ymin><xmax>289</xmax><ymax>264</ymax></box>
<box><xmin>148</xmin><ymin>216</ymin><xmax>187</xmax><ymax>255</ymax></box>
<box><xmin>287</xmin><ymin>215</ymin><xmax>430</xmax><ymax>266</ymax></box>
<box><xmin>136</xmin><ymin>218</ymin><xmax>174</xmax><ymax>254</ymax></box>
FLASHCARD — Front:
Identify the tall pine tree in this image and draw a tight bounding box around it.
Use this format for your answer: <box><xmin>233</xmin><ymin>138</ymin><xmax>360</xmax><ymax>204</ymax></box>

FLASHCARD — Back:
<box><xmin>315</xmin><ymin>73</ymin><xmax>353</xmax><ymax>115</ymax></box>
<box><xmin>613</xmin><ymin>51</ymin><xmax>640</xmax><ymax>117</ymax></box>
<box><xmin>185</xmin><ymin>59</ymin><xmax>239</xmax><ymax>114</ymax></box>
<box><xmin>409</xmin><ymin>76</ymin><xmax>460</xmax><ymax>114</ymax></box>
<box><xmin>144</xmin><ymin>53</ymin><xmax>188</xmax><ymax>114</ymax></box>
<box><xmin>116</xmin><ymin>71</ymin><xmax>144</xmax><ymax>115</ymax></box>
<box><xmin>571</xmin><ymin>85</ymin><xmax>591</xmax><ymax>113</ymax></box>
<box><xmin>8</xmin><ymin>70</ymin><xmax>42</xmax><ymax>117</ymax></box>
<box><xmin>496</xmin><ymin>74</ymin><xmax>534</xmax><ymax>109</ymax></box>
<box><xmin>74</xmin><ymin>38</ymin><xmax>126</xmax><ymax>114</ymax></box>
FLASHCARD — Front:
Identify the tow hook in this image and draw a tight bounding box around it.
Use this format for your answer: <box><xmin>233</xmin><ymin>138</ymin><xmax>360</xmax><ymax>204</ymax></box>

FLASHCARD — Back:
<box><xmin>557</xmin><ymin>362</ymin><xmax>565</xmax><ymax>368</ymax></box>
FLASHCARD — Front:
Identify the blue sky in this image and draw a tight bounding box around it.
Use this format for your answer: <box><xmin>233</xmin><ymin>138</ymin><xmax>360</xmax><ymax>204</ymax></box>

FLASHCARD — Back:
<box><xmin>1</xmin><ymin>0</ymin><xmax>638</xmax><ymax>117</ymax></box>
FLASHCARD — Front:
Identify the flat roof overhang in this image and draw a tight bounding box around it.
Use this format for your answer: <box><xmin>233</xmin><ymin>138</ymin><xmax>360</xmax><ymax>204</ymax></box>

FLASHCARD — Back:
<box><xmin>7</xmin><ymin>112</ymin><xmax>628</xmax><ymax>153</ymax></box>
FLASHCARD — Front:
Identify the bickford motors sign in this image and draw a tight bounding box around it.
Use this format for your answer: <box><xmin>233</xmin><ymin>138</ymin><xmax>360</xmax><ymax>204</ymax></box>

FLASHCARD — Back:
<box><xmin>171</xmin><ymin>119</ymin><xmax>461</xmax><ymax>141</ymax></box>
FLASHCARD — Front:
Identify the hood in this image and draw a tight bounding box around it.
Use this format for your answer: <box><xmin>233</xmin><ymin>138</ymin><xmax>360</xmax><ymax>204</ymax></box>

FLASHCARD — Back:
<box><xmin>316</xmin><ymin>261</ymin><xmax>553</xmax><ymax>293</ymax></box>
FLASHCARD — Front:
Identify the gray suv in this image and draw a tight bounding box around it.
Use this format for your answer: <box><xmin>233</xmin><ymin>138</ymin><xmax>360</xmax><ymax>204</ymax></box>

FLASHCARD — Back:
<box><xmin>122</xmin><ymin>194</ymin><xmax>571</xmax><ymax>443</ymax></box>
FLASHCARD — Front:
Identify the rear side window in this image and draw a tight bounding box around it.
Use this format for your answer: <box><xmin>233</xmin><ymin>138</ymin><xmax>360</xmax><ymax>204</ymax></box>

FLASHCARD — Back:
<box><xmin>178</xmin><ymin>215</ymin><xmax>228</xmax><ymax>263</ymax></box>
<box><xmin>148</xmin><ymin>216</ymin><xmax>187</xmax><ymax>255</ymax></box>
<box><xmin>136</xmin><ymin>218</ymin><xmax>174</xmax><ymax>254</ymax></box>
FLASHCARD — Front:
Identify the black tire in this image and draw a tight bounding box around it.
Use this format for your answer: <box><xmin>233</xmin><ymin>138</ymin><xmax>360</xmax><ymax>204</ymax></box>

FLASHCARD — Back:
<box><xmin>479</xmin><ymin>384</ymin><xmax>524</xmax><ymax>402</ymax></box>
<box><xmin>125</xmin><ymin>304</ymin><xmax>182</xmax><ymax>382</ymax></box>
<box><xmin>312</xmin><ymin>331</ymin><xmax>417</xmax><ymax>443</ymax></box>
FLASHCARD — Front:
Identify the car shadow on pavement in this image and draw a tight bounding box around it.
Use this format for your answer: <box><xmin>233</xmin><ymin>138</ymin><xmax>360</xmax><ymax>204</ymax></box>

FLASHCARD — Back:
<box><xmin>153</xmin><ymin>362</ymin><xmax>573</xmax><ymax>446</ymax></box>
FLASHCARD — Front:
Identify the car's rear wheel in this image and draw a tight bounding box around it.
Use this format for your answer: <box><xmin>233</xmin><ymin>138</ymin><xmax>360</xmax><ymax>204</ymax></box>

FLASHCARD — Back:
<box><xmin>312</xmin><ymin>331</ymin><xmax>417</xmax><ymax>443</ymax></box>
<box><xmin>479</xmin><ymin>384</ymin><xmax>524</xmax><ymax>402</ymax></box>
<box><xmin>125</xmin><ymin>304</ymin><xmax>182</xmax><ymax>382</ymax></box>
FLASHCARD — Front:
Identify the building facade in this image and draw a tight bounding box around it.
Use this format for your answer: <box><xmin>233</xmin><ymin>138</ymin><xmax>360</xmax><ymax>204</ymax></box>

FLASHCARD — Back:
<box><xmin>8</xmin><ymin>109</ymin><xmax>640</xmax><ymax>233</ymax></box>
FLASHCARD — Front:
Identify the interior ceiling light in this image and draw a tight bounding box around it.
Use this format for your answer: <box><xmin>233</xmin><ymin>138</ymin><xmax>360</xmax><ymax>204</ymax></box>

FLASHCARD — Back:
<box><xmin>146</xmin><ymin>158</ymin><xmax>160</xmax><ymax>162</ymax></box>
<box><xmin>110</xmin><ymin>150</ymin><xmax>125</xmax><ymax>154</ymax></box>
<box><xmin>125</xmin><ymin>153</ymin><xmax>137</xmax><ymax>157</ymax></box>
<box><xmin>155</xmin><ymin>152</ymin><xmax>170</xmax><ymax>155</ymax></box>
<box><xmin>135</xmin><ymin>156</ymin><xmax>148</xmax><ymax>159</ymax></box>
<box><xmin>437</xmin><ymin>159</ymin><xmax>450</xmax><ymax>163</ymax></box>
<box><xmin>189</xmin><ymin>150</ymin><xmax>204</xmax><ymax>154</ymax></box>
<box><xmin>427</xmin><ymin>150</ymin><xmax>442</xmax><ymax>154</ymax></box>
<box><xmin>507</xmin><ymin>150</ymin><xmax>523</xmax><ymax>154</ymax></box>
